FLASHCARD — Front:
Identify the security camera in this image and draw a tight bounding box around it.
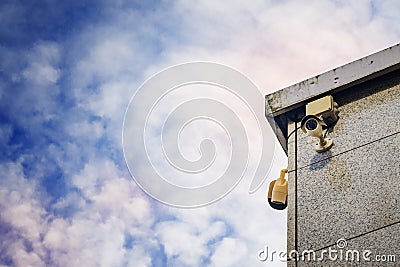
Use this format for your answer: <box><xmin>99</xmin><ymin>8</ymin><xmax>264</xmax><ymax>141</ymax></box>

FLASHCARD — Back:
<box><xmin>305</xmin><ymin>95</ymin><xmax>339</xmax><ymax>128</ymax></box>
<box><xmin>301</xmin><ymin>115</ymin><xmax>333</xmax><ymax>153</ymax></box>
<box><xmin>300</xmin><ymin>95</ymin><xmax>339</xmax><ymax>153</ymax></box>
<box><xmin>268</xmin><ymin>169</ymin><xmax>288</xmax><ymax>210</ymax></box>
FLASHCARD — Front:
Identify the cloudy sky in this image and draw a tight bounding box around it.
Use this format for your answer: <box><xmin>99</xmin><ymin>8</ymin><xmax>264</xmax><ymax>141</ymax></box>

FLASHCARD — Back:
<box><xmin>0</xmin><ymin>0</ymin><xmax>399</xmax><ymax>266</ymax></box>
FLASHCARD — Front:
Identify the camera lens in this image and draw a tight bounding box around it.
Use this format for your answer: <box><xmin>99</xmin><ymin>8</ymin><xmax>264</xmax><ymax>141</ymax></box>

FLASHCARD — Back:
<box><xmin>305</xmin><ymin>119</ymin><xmax>318</xmax><ymax>131</ymax></box>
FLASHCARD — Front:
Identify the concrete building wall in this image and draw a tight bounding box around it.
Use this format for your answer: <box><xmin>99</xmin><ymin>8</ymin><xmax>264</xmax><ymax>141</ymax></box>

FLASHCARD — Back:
<box><xmin>265</xmin><ymin>44</ymin><xmax>400</xmax><ymax>267</ymax></box>
<box><xmin>286</xmin><ymin>68</ymin><xmax>400</xmax><ymax>267</ymax></box>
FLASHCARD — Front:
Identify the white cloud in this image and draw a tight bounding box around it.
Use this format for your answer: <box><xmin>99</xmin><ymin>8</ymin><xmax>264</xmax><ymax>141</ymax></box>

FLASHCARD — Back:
<box><xmin>0</xmin><ymin>42</ymin><xmax>62</xmax><ymax>139</ymax></box>
<box><xmin>58</xmin><ymin>1</ymin><xmax>399</xmax><ymax>266</ymax></box>
<box><xmin>1</xmin><ymin>0</ymin><xmax>399</xmax><ymax>266</ymax></box>
<box><xmin>47</xmin><ymin>158</ymin><xmax>157</xmax><ymax>266</ymax></box>
<box><xmin>209</xmin><ymin>237</ymin><xmax>248</xmax><ymax>267</ymax></box>
<box><xmin>152</xmin><ymin>0</ymin><xmax>399</xmax><ymax>92</ymax></box>
<box><xmin>0</xmin><ymin>162</ymin><xmax>47</xmax><ymax>267</ymax></box>
<box><xmin>22</xmin><ymin>42</ymin><xmax>61</xmax><ymax>86</ymax></box>
<box><xmin>68</xmin><ymin>119</ymin><xmax>104</xmax><ymax>140</ymax></box>
<box><xmin>155</xmin><ymin>219</ymin><xmax>226</xmax><ymax>266</ymax></box>
<box><xmin>0</xmin><ymin>159</ymin><xmax>156</xmax><ymax>266</ymax></box>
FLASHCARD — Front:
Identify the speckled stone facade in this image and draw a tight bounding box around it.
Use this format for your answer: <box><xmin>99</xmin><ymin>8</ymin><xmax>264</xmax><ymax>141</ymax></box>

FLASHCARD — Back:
<box><xmin>266</xmin><ymin>44</ymin><xmax>400</xmax><ymax>267</ymax></box>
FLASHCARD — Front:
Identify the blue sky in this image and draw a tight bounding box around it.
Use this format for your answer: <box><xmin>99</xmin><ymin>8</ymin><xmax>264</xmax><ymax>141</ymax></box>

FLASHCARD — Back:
<box><xmin>0</xmin><ymin>0</ymin><xmax>399</xmax><ymax>266</ymax></box>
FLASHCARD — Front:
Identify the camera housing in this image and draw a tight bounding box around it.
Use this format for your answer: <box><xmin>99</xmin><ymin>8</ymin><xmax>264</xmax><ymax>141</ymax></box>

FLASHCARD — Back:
<box><xmin>300</xmin><ymin>95</ymin><xmax>339</xmax><ymax>153</ymax></box>
<box><xmin>268</xmin><ymin>169</ymin><xmax>288</xmax><ymax>210</ymax></box>
<box><xmin>305</xmin><ymin>95</ymin><xmax>339</xmax><ymax>128</ymax></box>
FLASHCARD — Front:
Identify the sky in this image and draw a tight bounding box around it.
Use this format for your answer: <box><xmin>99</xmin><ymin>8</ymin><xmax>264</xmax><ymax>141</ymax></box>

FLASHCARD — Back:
<box><xmin>0</xmin><ymin>0</ymin><xmax>399</xmax><ymax>266</ymax></box>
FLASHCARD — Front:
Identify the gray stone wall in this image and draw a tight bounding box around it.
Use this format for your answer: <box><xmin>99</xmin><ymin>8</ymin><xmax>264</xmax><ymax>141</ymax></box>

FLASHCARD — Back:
<box><xmin>287</xmin><ymin>70</ymin><xmax>400</xmax><ymax>266</ymax></box>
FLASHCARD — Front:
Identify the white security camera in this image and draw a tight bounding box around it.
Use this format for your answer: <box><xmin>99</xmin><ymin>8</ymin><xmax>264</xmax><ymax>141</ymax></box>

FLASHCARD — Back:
<box><xmin>300</xmin><ymin>115</ymin><xmax>333</xmax><ymax>153</ymax></box>
<box><xmin>267</xmin><ymin>169</ymin><xmax>288</xmax><ymax>210</ymax></box>
<box><xmin>300</xmin><ymin>95</ymin><xmax>339</xmax><ymax>153</ymax></box>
